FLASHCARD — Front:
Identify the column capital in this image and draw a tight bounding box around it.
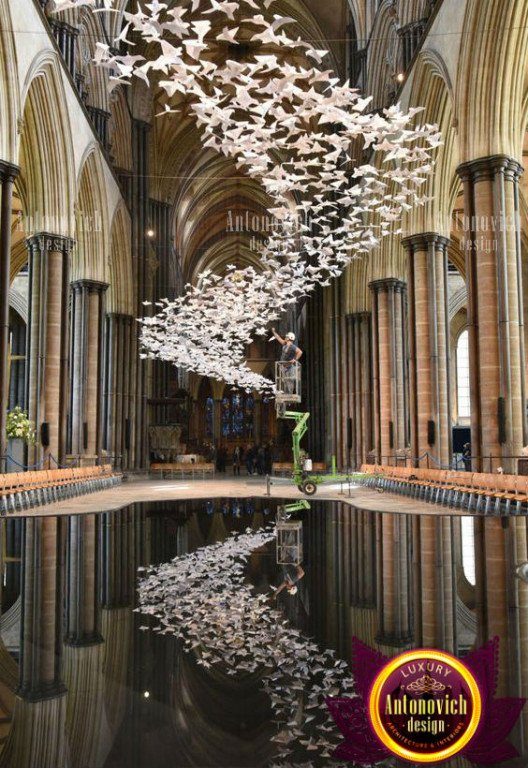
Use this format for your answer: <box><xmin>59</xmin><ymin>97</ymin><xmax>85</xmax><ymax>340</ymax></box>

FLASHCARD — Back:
<box><xmin>402</xmin><ymin>232</ymin><xmax>450</xmax><ymax>253</ymax></box>
<box><xmin>26</xmin><ymin>232</ymin><xmax>75</xmax><ymax>255</ymax></box>
<box><xmin>368</xmin><ymin>277</ymin><xmax>407</xmax><ymax>294</ymax></box>
<box><xmin>64</xmin><ymin>631</ymin><xmax>104</xmax><ymax>648</ymax></box>
<box><xmin>457</xmin><ymin>155</ymin><xmax>523</xmax><ymax>184</ymax></box>
<box><xmin>17</xmin><ymin>680</ymin><xmax>68</xmax><ymax>703</ymax></box>
<box><xmin>71</xmin><ymin>279</ymin><xmax>109</xmax><ymax>294</ymax></box>
<box><xmin>0</xmin><ymin>160</ymin><xmax>20</xmax><ymax>182</ymax></box>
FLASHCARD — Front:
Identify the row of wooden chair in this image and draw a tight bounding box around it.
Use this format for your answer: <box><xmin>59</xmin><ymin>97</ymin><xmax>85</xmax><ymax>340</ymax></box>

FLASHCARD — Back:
<box><xmin>150</xmin><ymin>462</ymin><xmax>215</xmax><ymax>480</ymax></box>
<box><xmin>359</xmin><ymin>464</ymin><xmax>528</xmax><ymax>515</ymax></box>
<box><xmin>272</xmin><ymin>462</ymin><xmax>327</xmax><ymax>476</ymax></box>
<box><xmin>0</xmin><ymin>465</ymin><xmax>120</xmax><ymax>515</ymax></box>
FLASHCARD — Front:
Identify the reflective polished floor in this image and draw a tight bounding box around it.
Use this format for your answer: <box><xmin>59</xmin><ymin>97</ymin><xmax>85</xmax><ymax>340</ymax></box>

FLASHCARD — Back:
<box><xmin>0</xmin><ymin>500</ymin><xmax>527</xmax><ymax>767</ymax></box>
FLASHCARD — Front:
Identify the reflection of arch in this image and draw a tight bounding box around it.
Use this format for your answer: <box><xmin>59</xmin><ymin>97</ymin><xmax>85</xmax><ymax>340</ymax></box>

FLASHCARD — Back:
<box><xmin>108</xmin><ymin>203</ymin><xmax>133</xmax><ymax>315</ymax></box>
<box><xmin>19</xmin><ymin>54</ymin><xmax>76</xmax><ymax>236</ymax></box>
<box><xmin>73</xmin><ymin>148</ymin><xmax>109</xmax><ymax>281</ymax></box>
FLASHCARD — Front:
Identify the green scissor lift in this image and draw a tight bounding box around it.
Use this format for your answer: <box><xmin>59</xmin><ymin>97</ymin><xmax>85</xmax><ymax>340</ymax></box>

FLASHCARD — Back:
<box><xmin>276</xmin><ymin>361</ymin><xmax>362</xmax><ymax>496</ymax></box>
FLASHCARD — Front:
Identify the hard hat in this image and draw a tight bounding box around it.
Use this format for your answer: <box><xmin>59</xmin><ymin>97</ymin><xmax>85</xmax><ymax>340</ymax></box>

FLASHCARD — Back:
<box><xmin>288</xmin><ymin>585</ymin><xmax>298</xmax><ymax>595</ymax></box>
<box><xmin>286</xmin><ymin>332</ymin><xmax>295</xmax><ymax>341</ymax></box>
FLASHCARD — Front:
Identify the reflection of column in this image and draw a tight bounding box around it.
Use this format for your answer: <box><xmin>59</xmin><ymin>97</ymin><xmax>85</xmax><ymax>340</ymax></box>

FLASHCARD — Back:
<box><xmin>64</xmin><ymin>515</ymin><xmax>102</xmax><ymax>646</ymax></box>
<box><xmin>412</xmin><ymin>517</ymin><xmax>455</xmax><ymax>651</ymax></box>
<box><xmin>370</xmin><ymin>280</ymin><xmax>408</xmax><ymax>463</ymax></box>
<box><xmin>26</xmin><ymin>234</ymin><xmax>75</xmax><ymax>465</ymax></box>
<box><xmin>347</xmin><ymin>313</ymin><xmax>372</xmax><ymax>468</ymax></box>
<box><xmin>350</xmin><ymin>510</ymin><xmax>378</xmax><ymax>647</ymax></box>
<box><xmin>376</xmin><ymin>513</ymin><xmax>413</xmax><ymax>653</ymax></box>
<box><xmin>473</xmin><ymin>518</ymin><xmax>528</xmax><ymax>749</ymax></box>
<box><xmin>18</xmin><ymin>518</ymin><xmax>66</xmax><ymax>700</ymax></box>
<box><xmin>69</xmin><ymin>280</ymin><xmax>108</xmax><ymax>459</ymax></box>
<box><xmin>404</xmin><ymin>234</ymin><xmax>451</xmax><ymax>467</ymax></box>
<box><xmin>100</xmin><ymin>508</ymin><xmax>135</xmax><ymax>609</ymax></box>
<box><xmin>457</xmin><ymin>157</ymin><xmax>526</xmax><ymax>472</ymax></box>
<box><xmin>0</xmin><ymin>162</ymin><xmax>19</xmax><ymax>471</ymax></box>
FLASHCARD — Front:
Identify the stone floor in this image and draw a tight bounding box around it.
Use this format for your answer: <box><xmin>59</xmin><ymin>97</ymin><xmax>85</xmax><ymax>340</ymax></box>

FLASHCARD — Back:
<box><xmin>6</xmin><ymin>474</ymin><xmax>469</xmax><ymax>517</ymax></box>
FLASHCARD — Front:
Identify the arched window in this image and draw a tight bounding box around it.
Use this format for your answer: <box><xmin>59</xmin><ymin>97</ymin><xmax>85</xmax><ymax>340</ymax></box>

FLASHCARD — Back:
<box><xmin>221</xmin><ymin>392</ymin><xmax>254</xmax><ymax>438</ymax></box>
<box><xmin>456</xmin><ymin>330</ymin><xmax>470</xmax><ymax>419</ymax></box>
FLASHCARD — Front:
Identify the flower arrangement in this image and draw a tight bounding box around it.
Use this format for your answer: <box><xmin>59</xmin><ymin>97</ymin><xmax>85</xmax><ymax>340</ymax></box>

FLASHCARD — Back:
<box><xmin>6</xmin><ymin>406</ymin><xmax>36</xmax><ymax>445</ymax></box>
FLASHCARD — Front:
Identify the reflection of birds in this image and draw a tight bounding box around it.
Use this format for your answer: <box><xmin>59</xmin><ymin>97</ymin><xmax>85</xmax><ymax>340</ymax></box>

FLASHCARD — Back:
<box><xmin>54</xmin><ymin>0</ymin><xmax>439</xmax><ymax>392</ymax></box>
<box><xmin>136</xmin><ymin>525</ymin><xmax>354</xmax><ymax>762</ymax></box>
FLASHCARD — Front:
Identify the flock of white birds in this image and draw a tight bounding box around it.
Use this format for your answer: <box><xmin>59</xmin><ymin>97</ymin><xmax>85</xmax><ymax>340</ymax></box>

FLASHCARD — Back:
<box><xmin>136</xmin><ymin>526</ymin><xmax>356</xmax><ymax>765</ymax></box>
<box><xmin>54</xmin><ymin>0</ymin><xmax>441</xmax><ymax>393</ymax></box>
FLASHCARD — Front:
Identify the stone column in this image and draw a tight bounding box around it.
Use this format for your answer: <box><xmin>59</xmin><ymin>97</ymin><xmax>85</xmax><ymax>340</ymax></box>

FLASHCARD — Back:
<box><xmin>457</xmin><ymin>156</ymin><xmax>526</xmax><ymax>472</ymax></box>
<box><xmin>103</xmin><ymin>313</ymin><xmax>134</xmax><ymax>469</ymax></box>
<box><xmin>347</xmin><ymin>312</ymin><xmax>373</xmax><ymax>468</ymax></box>
<box><xmin>369</xmin><ymin>279</ymin><xmax>408</xmax><ymax>464</ymax></box>
<box><xmin>18</xmin><ymin>517</ymin><xmax>66</xmax><ymax>700</ymax></box>
<box><xmin>403</xmin><ymin>233</ymin><xmax>451</xmax><ymax>467</ymax></box>
<box><xmin>0</xmin><ymin>162</ymin><xmax>20</xmax><ymax>471</ymax></box>
<box><xmin>132</xmin><ymin>120</ymin><xmax>151</xmax><ymax>469</ymax></box>
<box><xmin>64</xmin><ymin>514</ymin><xmax>102</xmax><ymax>646</ymax></box>
<box><xmin>213</xmin><ymin>398</ymin><xmax>222</xmax><ymax>445</ymax></box>
<box><xmin>26</xmin><ymin>234</ymin><xmax>75</xmax><ymax>466</ymax></box>
<box><xmin>69</xmin><ymin>280</ymin><xmax>108</xmax><ymax>461</ymax></box>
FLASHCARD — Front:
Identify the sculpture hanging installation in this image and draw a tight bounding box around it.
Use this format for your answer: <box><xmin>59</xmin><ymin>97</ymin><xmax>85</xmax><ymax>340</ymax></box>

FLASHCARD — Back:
<box><xmin>54</xmin><ymin>0</ymin><xmax>441</xmax><ymax>392</ymax></box>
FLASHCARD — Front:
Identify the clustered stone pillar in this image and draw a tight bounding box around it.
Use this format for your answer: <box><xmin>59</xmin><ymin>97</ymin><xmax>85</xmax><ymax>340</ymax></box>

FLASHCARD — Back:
<box><xmin>103</xmin><ymin>313</ymin><xmax>134</xmax><ymax>469</ymax></box>
<box><xmin>404</xmin><ymin>233</ymin><xmax>451</xmax><ymax>467</ymax></box>
<box><xmin>457</xmin><ymin>156</ymin><xmax>526</xmax><ymax>472</ymax></box>
<box><xmin>69</xmin><ymin>280</ymin><xmax>108</xmax><ymax>461</ymax></box>
<box><xmin>26</xmin><ymin>234</ymin><xmax>75</xmax><ymax>466</ymax></box>
<box><xmin>349</xmin><ymin>510</ymin><xmax>378</xmax><ymax>647</ymax></box>
<box><xmin>369</xmin><ymin>279</ymin><xmax>408</xmax><ymax>464</ymax></box>
<box><xmin>0</xmin><ymin>162</ymin><xmax>20</xmax><ymax>471</ymax></box>
<box><xmin>347</xmin><ymin>312</ymin><xmax>372</xmax><ymax>468</ymax></box>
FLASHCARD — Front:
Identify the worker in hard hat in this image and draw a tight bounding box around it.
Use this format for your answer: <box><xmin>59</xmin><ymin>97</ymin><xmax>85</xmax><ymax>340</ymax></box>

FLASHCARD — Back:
<box><xmin>271</xmin><ymin>327</ymin><xmax>303</xmax><ymax>395</ymax></box>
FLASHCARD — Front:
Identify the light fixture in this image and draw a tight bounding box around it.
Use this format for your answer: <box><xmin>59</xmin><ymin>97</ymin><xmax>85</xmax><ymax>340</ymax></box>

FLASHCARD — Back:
<box><xmin>143</xmin><ymin>690</ymin><xmax>150</xmax><ymax>699</ymax></box>
<box><xmin>146</xmin><ymin>229</ymin><xmax>155</xmax><ymax>238</ymax></box>
<box><xmin>396</xmin><ymin>72</ymin><xmax>405</xmax><ymax>83</ymax></box>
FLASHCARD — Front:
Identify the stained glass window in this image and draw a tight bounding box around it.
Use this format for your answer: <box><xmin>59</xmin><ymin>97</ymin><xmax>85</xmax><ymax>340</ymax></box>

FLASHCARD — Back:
<box><xmin>205</xmin><ymin>397</ymin><xmax>214</xmax><ymax>438</ymax></box>
<box><xmin>221</xmin><ymin>392</ymin><xmax>254</xmax><ymax>438</ymax></box>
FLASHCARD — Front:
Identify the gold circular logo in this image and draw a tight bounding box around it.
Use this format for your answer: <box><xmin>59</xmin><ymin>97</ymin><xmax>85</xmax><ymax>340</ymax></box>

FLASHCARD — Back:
<box><xmin>368</xmin><ymin>649</ymin><xmax>482</xmax><ymax>763</ymax></box>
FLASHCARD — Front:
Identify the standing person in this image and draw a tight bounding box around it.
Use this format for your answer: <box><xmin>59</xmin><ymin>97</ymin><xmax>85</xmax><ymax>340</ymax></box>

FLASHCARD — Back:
<box><xmin>270</xmin><ymin>328</ymin><xmax>303</xmax><ymax>394</ymax></box>
<box><xmin>232</xmin><ymin>445</ymin><xmax>241</xmax><ymax>476</ymax></box>
<box><xmin>245</xmin><ymin>444</ymin><xmax>255</xmax><ymax>475</ymax></box>
<box><xmin>462</xmin><ymin>443</ymin><xmax>472</xmax><ymax>472</ymax></box>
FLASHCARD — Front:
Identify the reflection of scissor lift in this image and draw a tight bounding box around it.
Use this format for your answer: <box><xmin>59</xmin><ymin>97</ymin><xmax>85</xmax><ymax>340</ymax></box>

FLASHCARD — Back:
<box><xmin>276</xmin><ymin>506</ymin><xmax>306</xmax><ymax>564</ymax></box>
